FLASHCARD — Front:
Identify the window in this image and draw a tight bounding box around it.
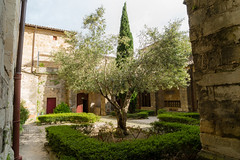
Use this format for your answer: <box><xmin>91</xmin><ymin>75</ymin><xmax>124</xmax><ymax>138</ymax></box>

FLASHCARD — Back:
<box><xmin>53</xmin><ymin>36</ymin><xmax>57</xmax><ymax>40</ymax></box>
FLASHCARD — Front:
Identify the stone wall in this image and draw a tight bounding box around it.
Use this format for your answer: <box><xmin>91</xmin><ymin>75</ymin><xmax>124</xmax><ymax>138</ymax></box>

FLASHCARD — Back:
<box><xmin>184</xmin><ymin>0</ymin><xmax>240</xmax><ymax>159</ymax></box>
<box><xmin>0</xmin><ymin>0</ymin><xmax>20</xmax><ymax>159</ymax></box>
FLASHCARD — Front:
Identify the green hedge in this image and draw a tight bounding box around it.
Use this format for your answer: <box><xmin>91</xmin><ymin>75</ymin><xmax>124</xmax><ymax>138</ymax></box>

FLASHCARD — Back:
<box><xmin>136</xmin><ymin>112</ymin><xmax>148</xmax><ymax>119</ymax></box>
<box><xmin>127</xmin><ymin>112</ymin><xmax>148</xmax><ymax>119</ymax></box>
<box><xmin>151</xmin><ymin>121</ymin><xmax>194</xmax><ymax>134</ymax></box>
<box><xmin>158</xmin><ymin>110</ymin><xmax>200</xmax><ymax>120</ymax></box>
<box><xmin>157</xmin><ymin>109</ymin><xmax>167</xmax><ymax>114</ymax></box>
<box><xmin>170</xmin><ymin>112</ymin><xmax>200</xmax><ymax>120</ymax></box>
<box><xmin>136</xmin><ymin>109</ymin><xmax>155</xmax><ymax>116</ymax></box>
<box><xmin>157</xmin><ymin>114</ymin><xmax>199</xmax><ymax>125</ymax></box>
<box><xmin>46</xmin><ymin>125</ymin><xmax>200</xmax><ymax>160</ymax></box>
<box><xmin>37</xmin><ymin>113</ymin><xmax>99</xmax><ymax>124</ymax></box>
<box><xmin>111</xmin><ymin>111</ymin><xmax>149</xmax><ymax>119</ymax></box>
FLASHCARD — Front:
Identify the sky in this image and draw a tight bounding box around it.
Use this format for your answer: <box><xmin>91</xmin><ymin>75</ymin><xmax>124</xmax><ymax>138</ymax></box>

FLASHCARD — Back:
<box><xmin>26</xmin><ymin>0</ymin><xmax>189</xmax><ymax>50</ymax></box>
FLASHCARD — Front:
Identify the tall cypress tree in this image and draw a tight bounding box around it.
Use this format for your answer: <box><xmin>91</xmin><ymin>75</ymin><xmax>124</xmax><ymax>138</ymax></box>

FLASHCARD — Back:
<box><xmin>116</xmin><ymin>2</ymin><xmax>133</xmax><ymax>65</ymax></box>
<box><xmin>116</xmin><ymin>3</ymin><xmax>136</xmax><ymax>113</ymax></box>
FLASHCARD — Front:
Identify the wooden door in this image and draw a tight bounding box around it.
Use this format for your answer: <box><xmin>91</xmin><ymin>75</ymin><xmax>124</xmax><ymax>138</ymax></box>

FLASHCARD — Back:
<box><xmin>46</xmin><ymin>98</ymin><xmax>56</xmax><ymax>114</ymax></box>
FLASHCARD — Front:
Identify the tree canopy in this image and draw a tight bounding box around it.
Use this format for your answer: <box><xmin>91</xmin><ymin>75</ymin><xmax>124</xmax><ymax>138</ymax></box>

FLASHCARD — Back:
<box><xmin>53</xmin><ymin>7</ymin><xmax>191</xmax><ymax>133</ymax></box>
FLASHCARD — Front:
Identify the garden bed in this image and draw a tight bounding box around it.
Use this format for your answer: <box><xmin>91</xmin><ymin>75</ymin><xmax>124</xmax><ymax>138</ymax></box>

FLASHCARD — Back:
<box><xmin>46</xmin><ymin>124</ymin><xmax>200</xmax><ymax>160</ymax></box>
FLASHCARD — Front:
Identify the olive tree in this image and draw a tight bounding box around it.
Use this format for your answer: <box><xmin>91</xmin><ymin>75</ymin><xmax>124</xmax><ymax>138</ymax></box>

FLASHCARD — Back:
<box><xmin>53</xmin><ymin>7</ymin><xmax>191</xmax><ymax>134</ymax></box>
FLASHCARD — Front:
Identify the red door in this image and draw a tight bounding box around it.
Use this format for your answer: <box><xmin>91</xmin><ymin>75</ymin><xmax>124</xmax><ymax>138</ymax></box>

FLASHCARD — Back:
<box><xmin>47</xmin><ymin>98</ymin><xmax>56</xmax><ymax>114</ymax></box>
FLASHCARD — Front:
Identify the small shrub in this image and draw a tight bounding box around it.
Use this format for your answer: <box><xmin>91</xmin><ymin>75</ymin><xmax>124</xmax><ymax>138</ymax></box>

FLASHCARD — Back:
<box><xmin>110</xmin><ymin>111</ymin><xmax>116</xmax><ymax>116</ymax></box>
<box><xmin>37</xmin><ymin>113</ymin><xmax>99</xmax><ymax>124</ymax></box>
<box><xmin>157</xmin><ymin>114</ymin><xmax>199</xmax><ymax>125</ymax></box>
<box><xmin>53</xmin><ymin>102</ymin><xmax>71</xmax><ymax>113</ymax></box>
<box><xmin>20</xmin><ymin>101</ymin><xmax>29</xmax><ymax>125</ymax></box>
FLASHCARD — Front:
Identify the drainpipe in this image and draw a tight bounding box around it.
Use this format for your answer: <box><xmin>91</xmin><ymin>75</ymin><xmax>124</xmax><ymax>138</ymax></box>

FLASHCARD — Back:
<box><xmin>13</xmin><ymin>0</ymin><xmax>27</xmax><ymax>160</ymax></box>
<box><xmin>31</xmin><ymin>25</ymin><xmax>37</xmax><ymax>73</ymax></box>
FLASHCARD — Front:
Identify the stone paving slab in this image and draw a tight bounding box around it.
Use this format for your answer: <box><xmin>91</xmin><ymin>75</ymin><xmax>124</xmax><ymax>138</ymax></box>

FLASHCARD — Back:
<box><xmin>20</xmin><ymin>124</ymin><xmax>49</xmax><ymax>160</ymax></box>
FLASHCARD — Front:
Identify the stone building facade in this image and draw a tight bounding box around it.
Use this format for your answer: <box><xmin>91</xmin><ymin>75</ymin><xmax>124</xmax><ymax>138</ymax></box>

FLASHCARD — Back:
<box><xmin>0</xmin><ymin>0</ymin><xmax>20</xmax><ymax>159</ymax></box>
<box><xmin>21</xmin><ymin>24</ymin><xmax>68</xmax><ymax>121</ymax></box>
<box><xmin>21</xmin><ymin>24</ymin><xmax>107</xmax><ymax>120</ymax></box>
<box><xmin>184</xmin><ymin>0</ymin><xmax>240</xmax><ymax>159</ymax></box>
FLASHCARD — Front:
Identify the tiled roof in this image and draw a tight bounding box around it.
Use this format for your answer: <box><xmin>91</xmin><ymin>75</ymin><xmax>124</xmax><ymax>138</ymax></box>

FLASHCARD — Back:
<box><xmin>25</xmin><ymin>23</ymin><xmax>69</xmax><ymax>32</ymax></box>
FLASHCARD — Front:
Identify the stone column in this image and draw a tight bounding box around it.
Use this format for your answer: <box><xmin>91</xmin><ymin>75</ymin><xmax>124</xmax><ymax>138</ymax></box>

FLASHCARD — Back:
<box><xmin>179</xmin><ymin>87</ymin><xmax>189</xmax><ymax>112</ymax></box>
<box><xmin>184</xmin><ymin>0</ymin><xmax>240</xmax><ymax>159</ymax></box>
<box><xmin>156</xmin><ymin>89</ymin><xmax>165</xmax><ymax>109</ymax></box>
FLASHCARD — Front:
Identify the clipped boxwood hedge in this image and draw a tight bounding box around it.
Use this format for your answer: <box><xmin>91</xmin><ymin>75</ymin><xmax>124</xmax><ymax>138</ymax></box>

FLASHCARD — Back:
<box><xmin>170</xmin><ymin>112</ymin><xmax>200</xmax><ymax>120</ymax></box>
<box><xmin>110</xmin><ymin>111</ymin><xmax>149</xmax><ymax>119</ymax></box>
<box><xmin>127</xmin><ymin>112</ymin><xmax>148</xmax><ymax>119</ymax></box>
<box><xmin>46</xmin><ymin>125</ymin><xmax>200</xmax><ymax>160</ymax></box>
<box><xmin>136</xmin><ymin>109</ymin><xmax>155</xmax><ymax>116</ymax></box>
<box><xmin>157</xmin><ymin>114</ymin><xmax>199</xmax><ymax>125</ymax></box>
<box><xmin>136</xmin><ymin>111</ymin><xmax>148</xmax><ymax>119</ymax></box>
<box><xmin>37</xmin><ymin>113</ymin><xmax>99</xmax><ymax>124</ymax></box>
<box><xmin>157</xmin><ymin>109</ymin><xmax>167</xmax><ymax>114</ymax></box>
<box><xmin>151</xmin><ymin>121</ymin><xmax>194</xmax><ymax>134</ymax></box>
<box><xmin>158</xmin><ymin>110</ymin><xmax>200</xmax><ymax>120</ymax></box>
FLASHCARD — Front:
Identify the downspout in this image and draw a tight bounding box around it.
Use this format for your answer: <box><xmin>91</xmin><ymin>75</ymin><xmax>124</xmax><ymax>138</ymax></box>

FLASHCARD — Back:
<box><xmin>13</xmin><ymin>0</ymin><xmax>27</xmax><ymax>160</ymax></box>
<box><xmin>31</xmin><ymin>25</ymin><xmax>37</xmax><ymax>73</ymax></box>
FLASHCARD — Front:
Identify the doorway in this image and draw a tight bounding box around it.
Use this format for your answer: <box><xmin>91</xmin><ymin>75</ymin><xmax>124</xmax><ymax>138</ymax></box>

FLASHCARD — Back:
<box><xmin>46</xmin><ymin>98</ymin><xmax>56</xmax><ymax>114</ymax></box>
<box><xmin>77</xmin><ymin>93</ymin><xmax>88</xmax><ymax>113</ymax></box>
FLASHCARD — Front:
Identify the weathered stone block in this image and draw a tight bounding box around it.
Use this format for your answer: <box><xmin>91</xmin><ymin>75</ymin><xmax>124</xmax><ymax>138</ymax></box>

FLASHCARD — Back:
<box><xmin>200</xmin><ymin>119</ymin><xmax>215</xmax><ymax>134</ymax></box>
<box><xmin>200</xmin><ymin>133</ymin><xmax>240</xmax><ymax>159</ymax></box>
<box><xmin>221</xmin><ymin>46</ymin><xmax>240</xmax><ymax>65</ymax></box>
<box><xmin>197</xmin><ymin>68</ymin><xmax>240</xmax><ymax>87</ymax></box>
<box><xmin>214</xmin><ymin>85</ymin><xmax>240</xmax><ymax>101</ymax></box>
<box><xmin>203</xmin><ymin>9</ymin><xmax>240</xmax><ymax>36</ymax></box>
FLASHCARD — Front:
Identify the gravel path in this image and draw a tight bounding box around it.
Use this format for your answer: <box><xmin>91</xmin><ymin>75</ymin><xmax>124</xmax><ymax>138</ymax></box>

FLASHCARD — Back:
<box><xmin>19</xmin><ymin>116</ymin><xmax>158</xmax><ymax>160</ymax></box>
<box><xmin>99</xmin><ymin>116</ymin><xmax>158</xmax><ymax>129</ymax></box>
<box><xmin>20</xmin><ymin>123</ymin><xmax>49</xmax><ymax>160</ymax></box>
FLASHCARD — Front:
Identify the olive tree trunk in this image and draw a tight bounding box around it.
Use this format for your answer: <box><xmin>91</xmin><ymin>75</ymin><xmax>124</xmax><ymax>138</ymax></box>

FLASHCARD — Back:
<box><xmin>115</xmin><ymin>91</ymin><xmax>132</xmax><ymax>135</ymax></box>
<box><xmin>115</xmin><ymin>109</ymin><xmax>128</xmax><ymax>135</ymax></box>
<box><xmin>100</xmin><ymin>89</ymin><xmax>132</xmax><ymax>135</ymax></box>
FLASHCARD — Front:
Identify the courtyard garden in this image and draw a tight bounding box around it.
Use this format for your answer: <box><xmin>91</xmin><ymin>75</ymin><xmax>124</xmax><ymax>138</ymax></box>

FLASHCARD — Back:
<box><xmin>36</xmin><ymin>109</ymin><xmax>201</xmax><ymax>160</ymax></box>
